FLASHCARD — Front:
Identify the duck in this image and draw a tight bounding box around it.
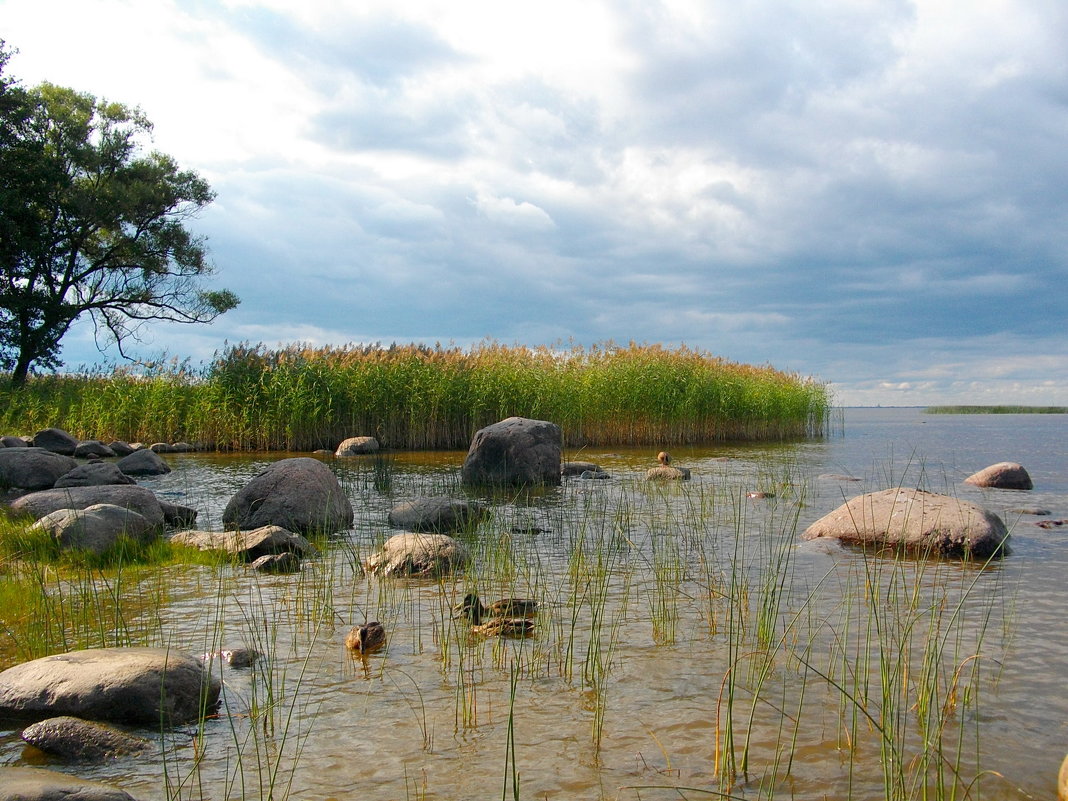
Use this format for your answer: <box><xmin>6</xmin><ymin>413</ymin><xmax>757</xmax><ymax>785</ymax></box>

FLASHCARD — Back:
<box><xmin>452</xmin><ymin>592</ymin><xmax>538</xmax><ymax>625</ymax></box>
<box><xmin>345</xmin><ymin>621</ymin><xmax>386</xmax><ymax>654</ymax></box>
<box><xmin>470</xmin><ymin>616</ymin><xmax>536</xmax><ymax>638</ymax></box>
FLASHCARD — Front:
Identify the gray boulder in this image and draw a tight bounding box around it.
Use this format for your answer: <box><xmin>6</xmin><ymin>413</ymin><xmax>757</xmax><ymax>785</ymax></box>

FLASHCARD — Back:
<box><xmin>250</xmin><ymin>552</ymin><xmax>302</xmax><ymax>573</ymax></box>
<box><xmin>1</xmin><ymin>435</ymin><xmax>30</xmax><ymax>448</ymax></box>
<box><xmin>0</xmin><ymin>767</ymin><xmax>139</xmax><ymax>801</ymax></box>
<box><xmin>32</xmin><ymin>505</ymin><xmax>154</xmax><ymax>553</ymax></box>
<box><xmin>10</xmin><ymin>485</ymin><xmax>167</xmax><ymax>529</ymax></box>
<box><xmin>222</xmin><ymin>457</ymin><xmax>354</xmax><ymax>534</ymax></box>
<box><xmin>964</xmin><ymin>462</ymin><xmax>1033</xmax><ymax>490</ymax></box>
<box><xmin>335</xmin><ymin>436</ymin><xmax>380</xmax><ymax>456</ymax></box>
<box><xmin>55</xmin><ymin>462</ymin><xmax>136</xmax><ymax>488</ymax></box>
<box><xmin>32</xmin><ymin>428</ymin><xmax>78</xmax><ymax>456</ymax></box>
<box><xmin>461</xmin><ymin>416</ymin><xmax>562</xmax><ymax>487</ymax></box>
<box><xmin>74</xmin><ymin>440</ymin><xmax>116</xmax><ymax>459</ymax></box>
<box><xmin>387</xmin><ymin>497</ymin><xmax>487</xmax><ymax>533</ymax></box>
<box><xmin>107</xmin><ymin>441</ymin><xmax>137</xmax><ymax>456</ymax></box>
<box><xmin>0</xmin><ymin>646</ymin><xmax>221</xmax><ymax>725</ymax></box>
<box><xmin>159</xmin><ymin>501</ymin><xmax>198</xmax><ymax>528</ymax></box>
<box><xmin>170</xmin><ymin>525</ymin><xmax>316</xmax><ymax>561</ymax></box>
<box><xmin>0</xmin><ymin>448</ymin><xmax>78</xmax><ymax>490</ymax></box>
<box><xmin>20</xmin><ymin>716</ymin><xmax>149</xmax><ymax>762</ymax></box>
<box><xmin>363</xmin><ymin>532</ymin><xmax>470</xmax><ymax>577</ymax></box>
<box><xmin>117</xmin><ymin>448</ymin><xmax>171</xmax><ymax>476</ymax></box>
<box><xmin>801</xmin><ymin>487</ymin><xmax>1009</xmax><ymax>559</ymax></box>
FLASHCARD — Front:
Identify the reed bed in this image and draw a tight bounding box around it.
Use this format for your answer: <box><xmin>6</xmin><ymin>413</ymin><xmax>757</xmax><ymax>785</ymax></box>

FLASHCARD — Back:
<box><xmin>0</xmin><ymin>341</ymin><xmax>831</xmax><ymax>451</ymax></box>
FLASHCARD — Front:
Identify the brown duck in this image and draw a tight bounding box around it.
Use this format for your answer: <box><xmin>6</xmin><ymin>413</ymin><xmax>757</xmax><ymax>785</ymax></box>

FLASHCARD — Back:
<box><xmin>345</xmin><ymin>621</ymin><xmax>386</xmax><ymax>654</ymax></box>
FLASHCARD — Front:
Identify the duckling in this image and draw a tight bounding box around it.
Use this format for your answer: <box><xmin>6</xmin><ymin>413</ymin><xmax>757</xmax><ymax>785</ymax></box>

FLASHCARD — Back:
<box><xmin>452</xmin><ymin>592</ymin><xmax>538</xmax><ymax>624</ymax></box>
<box><xmin>471</xmin><ymin>616</ymin><xmax>536</xmax><ymax>638</ymax></box>
<box><xmin>345</xmin><ymin>621</ymin><xmax>386</xmax><ymax>654</ymax></box>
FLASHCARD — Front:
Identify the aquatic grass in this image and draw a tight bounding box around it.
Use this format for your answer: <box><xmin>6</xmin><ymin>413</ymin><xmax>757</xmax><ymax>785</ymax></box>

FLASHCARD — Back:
<box><xmin>0</xmin><ymin>340</ymin><xmax>831</xmax><ymax>450</ymax></box>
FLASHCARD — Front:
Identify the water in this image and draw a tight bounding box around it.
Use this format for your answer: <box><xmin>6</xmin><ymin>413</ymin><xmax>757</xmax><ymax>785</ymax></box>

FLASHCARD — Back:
<box><xmin>1</xmin><ymin>407</ymin><xmax>1066</xmax><ymax>800</ymax></box>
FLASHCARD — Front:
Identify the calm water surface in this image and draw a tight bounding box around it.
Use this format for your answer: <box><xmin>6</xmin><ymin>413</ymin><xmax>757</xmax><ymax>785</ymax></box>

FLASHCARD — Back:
<box><xmin>2</xmin><ymin>407</ymin><xmax>1066</xmax><ymax>800</ymax></box>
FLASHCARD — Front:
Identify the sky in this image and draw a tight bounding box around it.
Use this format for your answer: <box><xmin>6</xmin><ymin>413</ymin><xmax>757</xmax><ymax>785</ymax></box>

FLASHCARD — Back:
<box><xmin>3</xmin><ymin>0</ymin><xmax>1067</xmax><ymax>406</ymax></box>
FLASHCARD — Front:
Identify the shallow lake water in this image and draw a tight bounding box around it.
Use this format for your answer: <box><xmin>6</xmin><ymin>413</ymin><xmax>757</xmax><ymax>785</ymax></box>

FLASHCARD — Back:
<box><xmin>1</xmin><ymin>407</ymin><xmax>1066</xmax><ymax>800</ymax></box>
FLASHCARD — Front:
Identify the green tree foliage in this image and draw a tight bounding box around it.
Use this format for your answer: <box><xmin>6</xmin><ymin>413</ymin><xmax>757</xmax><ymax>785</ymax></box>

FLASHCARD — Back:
<box><xmin>0</xmin><ymin>43</ymin><xmax>238</xmax><ymax>385</ymax></box>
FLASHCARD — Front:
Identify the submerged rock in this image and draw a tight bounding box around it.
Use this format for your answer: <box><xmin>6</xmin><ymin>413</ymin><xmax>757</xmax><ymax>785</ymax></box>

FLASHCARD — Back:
<box><xmin>387</xmin><ymin>497</ymin><xmax>487</xmax><ymax>533</ymax></box>
<box><xmin>562</xmin><ymin>461</ymin><xmax>601</xmax><ymax>476</ymax></box>
<box><xmin>20</xmin><ymin>716</ymin><xmax>149</xmax><ymax>762</ymax></box>
<box><xmin>0</xmin><ymin>766</ymin><xmax>139</xmax><ymax>801</ymax></box>
<box><xmin>802</xmin><ymin>487</ymin><xmax>1009</xmax><ymax>559</ymax></box>
<box><xmin>170</xmin><ymin>525</ymin><xmax>316</xmax><ymax>561</ymax></box>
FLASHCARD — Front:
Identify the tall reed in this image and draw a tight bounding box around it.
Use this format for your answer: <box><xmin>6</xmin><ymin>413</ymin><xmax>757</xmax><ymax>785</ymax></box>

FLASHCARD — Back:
<box><xmin>0</xmin><ymin>341</ymin><xmax>831</xmax><ymax>451</ymax></box>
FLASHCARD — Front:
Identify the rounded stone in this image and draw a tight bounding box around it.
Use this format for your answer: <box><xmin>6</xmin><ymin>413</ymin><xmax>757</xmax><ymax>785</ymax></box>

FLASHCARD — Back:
<box><xmin>964</xmin><ymin>462</ymin><xmax>1033</xmax><ymax>490</ymax></box>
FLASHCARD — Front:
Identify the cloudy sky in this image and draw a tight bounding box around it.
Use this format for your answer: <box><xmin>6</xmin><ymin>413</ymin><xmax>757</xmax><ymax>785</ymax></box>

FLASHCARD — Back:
<box><xmin>3</xmin><ymin>0</ymin><xmax>1067</xmax><ymax>405</ymax></box>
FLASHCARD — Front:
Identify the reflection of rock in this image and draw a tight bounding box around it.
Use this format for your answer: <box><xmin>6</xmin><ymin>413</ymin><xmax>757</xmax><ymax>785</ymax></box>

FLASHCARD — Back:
<box><xmin>0</xmin><ymin>766</ymin><xmax>139</xmax><ymax>801</ymax></box>
<box><xmin>387</xmin><ymin>497</ymin><xmax>487</xmax><ymax>533</ymax></box>
<box><xmin>802</xmin><ymin>488</ymin><xmax>1009</xmax><ymax>559</ymax></box>
<box><xmin>363</xmin><ymin>532</ymin><xmax>470</xmax><ymax>577</ymax></box>
<box><xmin>20</xmin><ymin>716</ymin><xmax>149</xmax><ymax>762</ymax></box>
<box><xmin>964</xmin><ymin>462</ymin><xmax>1033</xmax><ymax>490</ymax></box>
<box><xmin>461</xmin><ymin>417</ymin><xmax>561</xmax><ymax>487</ymax></box>
<box><xmin>0</xmin><ymin>647</ymin><xmax>221</xmax><ymax>725</ymax></box>
<box><xmin>223</xmin><ymin>457</ymin><xmax>354</xmax><ymax>534</ymax></box>
<box><xmin>562</xmin><ymin>461</ymin><xmax>600</xmax><ymax>476</ymax></box>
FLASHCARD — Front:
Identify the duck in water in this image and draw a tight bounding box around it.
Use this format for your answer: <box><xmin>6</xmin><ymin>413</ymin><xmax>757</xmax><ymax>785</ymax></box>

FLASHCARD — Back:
<box><xmin>345</xmin><ymin>621</ymin><xmax>386</xmax><ymax>654</ymax></box>
<box><xmin>646</xmin><ymin>451</ymin><xmax>691</xmax><ymax>480</ymax></box>
<box><xmin>453</xmin><ymin>593</ymin><xmax>537</xmax><ymax>637</ymax></box>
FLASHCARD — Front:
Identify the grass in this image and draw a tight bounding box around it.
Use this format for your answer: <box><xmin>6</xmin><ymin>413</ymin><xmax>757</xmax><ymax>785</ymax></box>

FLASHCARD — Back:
<box><xmin>0</xmin><ymin>451</ymin><xmax>1019</xmax><ymax>801</ymax></box>
<box><xmin>0</xmin><ymin>340</ymin><xmax>831</xmax><ymax>451</ymax></box>
<box><xmin>925</xmin><ymin>405</ymin><xmax>1068</xmax><ymax>414</ymax></box>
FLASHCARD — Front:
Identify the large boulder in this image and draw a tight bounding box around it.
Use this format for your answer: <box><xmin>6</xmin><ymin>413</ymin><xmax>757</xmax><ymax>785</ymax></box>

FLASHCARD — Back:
<box><xmin>335</xmin><ymin>436</ymin><xmax>380</xmax><ymax>456</ymax></box>
<box><xmin>461</xmin><ymin>416</ymin><xmax>562</xmax><ymax>487</ymax></box>
<box><xmin>55</xmin><ymin>462</ymin><xmax>136</xmax><ymax>488</ymax></box>
<box><xmin>964</xmin><ymin>462</ymin><xmax>1033</xmax><ymax>490</ymax></box>
<box><xmin>170</xmin><ymin>525</ymin><xmax>317</xmax><ymax>561</ymax></box>
<box><xmin>0</xmin><ymin>435</ymin><xmax>30</xmax><ymax>448</ymax></box>
<box><xmin>363</xmin><ymin>532</ymin><xmax>470</xmax><ymax>577</ymax></box>
<box><xmin>802</xmin><ymin>488</ymin><xmax>1009</xmax><ymax>559</ymax></box>
<box><xmin>10</xmin><ymin>485</ymin><xmax>166</xmax><ymax>529</ymax></box>
<box><xmin>116</xmin><ymin>448</ymin><xmax>171</xmax><ymax>476</ymax></box>
<box><xmin>0</xmin><ymin>647</ymin><xmax>221</xmax><ymax>725</ymax></box>
<box><xmin>32</xmin><ymin>505</ymin><xmax>154</xmax><ymax>553</ymax></box>
<box><xmin>20</xmin><ymin>715</ymin><xmax>149</xmax><ymax>761</ymax></box>
<box><xmin>222</xmin><ymin>457</ymin><xmax>354</xmax><ymax>534</ymax></box>
<box><xmin>32</xmin><ymin>428</ymin><xmax>78</xmax><ymax>456</ymax></box>
<box><xmin>0</xmin><ymin>448</ymin><xmax>78</xmax><ymax>490</ymax></box>
<box><xmin>387</xmin><ymin>497</ymin><xmax>488</xmax><ymax>533</ymax></box>
<box><xmin>74</xmin><ymin>440</ymin><xmax>116</xmax><ymax>459</ymax></box>
<box><xmin>0</xmin><ymin>767</ymin><xmax>139</xmax><ymax>801</ymax></box>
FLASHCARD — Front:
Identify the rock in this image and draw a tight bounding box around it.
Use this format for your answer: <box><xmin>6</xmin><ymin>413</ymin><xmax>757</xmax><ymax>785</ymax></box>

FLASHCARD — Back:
<box><xmin>1</xmin><ymin>435</ymin><xmax>30</xmax><ymax>448</ymax></box>
<box><xmin>461</xmin><ymin>417</ymin><xmax>562</xmax><ymax>487</ymax></box>
<box><xmin>0</xmin><ymin>766</ymin><xmax>139</xmax><ymax>801</ymax></box>
<box><xmin>964</xmin><ymin>462</ymin><xmax>1033</xmax><ymax>490</ymax></box>
<box><xmin>335</xmin><ymin>436</ymin><xmax>380</xmax><ymax>456</ymax></box>
<box><xmin>646</xmin><ymin>465</ymin><xmax>691</xmax><ymax>480</ymax></box>
<box><xmin>32</xmin><ymin>428</ymin><xmax>79</xmax><ymax>456</ymax></box>
<box><xmin>1035</xmin><ymin>519</ymin><xmax>1067</xmax><ymax>529</ymax></box>
<box><xmin>54</xmin><ymin>462</ymin><xmax>136</xmax><ymax>488</ymax></box>
<box><xmin>32</xmin><ymin>505</ymin><xmax>154</xmax><ymax>553</ymax></box>
<box><xmin>579</xmin><ymin>470</ymin><xmax>611</xmax><ymax>480</ymax></box>
<box><xmin>159</xmin><ymin>501</ymin><xmax>198</xmax><ymax>528</ymax></box>
<box><xmin>170</xmin><ymin>525</ymin><xmax>317</xmax><ymax>561</ymax></box>
<box><xmin>222</xmin><ymin>457</ymin><xmax>354</xmax><ymax>534</ymax></box>
<box><xmin>201</xmin><ymin>648</ymin><xmax>259</xmax><ymax>669</ymax></box>
<box><xmin>20</xmin><ymin>716</ymin><xmax>149</xmax><ymax>761</ymax></box>
<box><xmin>819</xmin><ymin>473</ymin><xmax>862</xmax><ymax>482</ymax></box>
<box><xmin>74</xmin><ymin>440</ymin><xmax>116</xmax><ymax>459</ymax></box>
<box><xmin>11</xmin><ymin>485</ymin><xmax>166</xmax><ymax>529</ymax></box>
<box><xmin>250</xmin><ymin>552</ymin><xmax>302</xmax><ymax>573</ymax></box>
<box><xmin>149</xmin><ymin>442</ymin><xmax>174</xmax><ymax>453</ymax></box>
<box><xmin>0</xmin><ymin>448</ymin><xmax>78</xmax><ymax>490</ymax></box>
<box><xmin>0</xmin><ymin>647</ymin><xmax>220</xmax><ymax>725</ymax></box>
<box><xmin>562</xmin><ymin>461</ymin><xmax>600</xmax><ymax>476</ymax></box>
<box><xmin>387</xmin><ymin>497</ymin><xmax>487</xmax><ymax>533</ymax></box>
<box><xmin>801</xmin><ymin>488</ymin><xmax>1009</xmax><ymax>559</ymax></box>
<box><xmin>116</xmin><ymin>448</ymin><xmax>171</xmax><ymax>476</ymax></box>
<box><xmin>363</xmin><ymin>532</ymin><xmax>470</xmax><ymax>577</ymax></box>
<box><xmin>171</xmin><ymin>442</ymin><xmax>194</xmax><ymax>453</ymax></box>
<box><xmin>107</xmin><ymin>440</ymin><xmax>137</xmax><ymax>456</ymax></box>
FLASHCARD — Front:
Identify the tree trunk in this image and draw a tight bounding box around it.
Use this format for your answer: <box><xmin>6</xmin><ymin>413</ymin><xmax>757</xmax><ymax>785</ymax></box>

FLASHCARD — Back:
<box><xmin>10</xmin><ymin>350</ymin><xmax>32</xmax><ymax>387</ymax></box>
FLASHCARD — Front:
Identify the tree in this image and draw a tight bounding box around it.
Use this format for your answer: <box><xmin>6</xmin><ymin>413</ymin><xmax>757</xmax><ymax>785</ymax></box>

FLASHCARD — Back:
<box><xmin>0</xmin><ymin>43</ymin><xmax>238</xmax><ymax>385</ymax></box>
